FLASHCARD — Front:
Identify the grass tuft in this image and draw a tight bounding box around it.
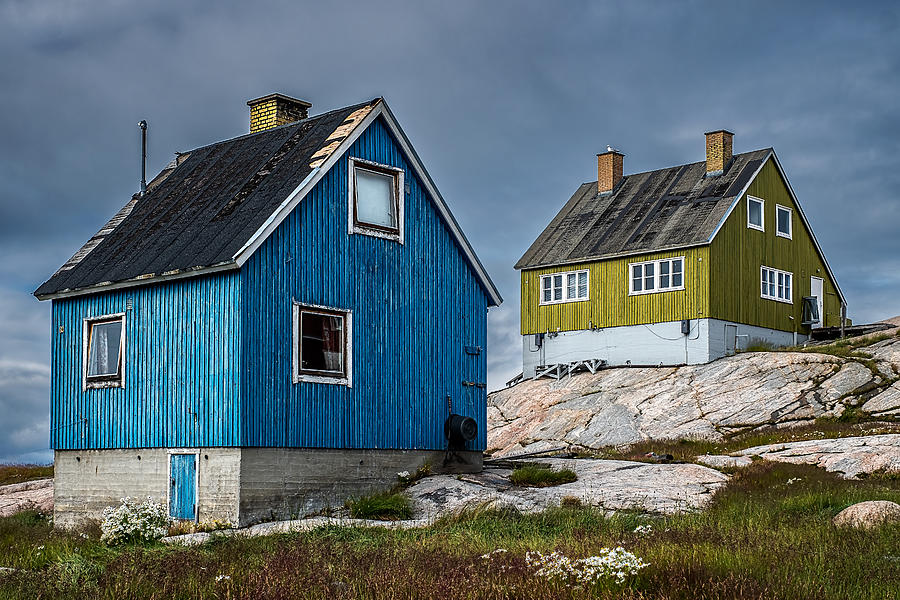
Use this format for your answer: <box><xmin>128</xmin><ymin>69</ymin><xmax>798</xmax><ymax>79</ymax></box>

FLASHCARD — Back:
<box><xmin>0</xmin><ymin>465</ymin><xmax>53</xmax><ymax>487</ymax></box>
<box><xmin>345</xmin><ymin>491</ymin><xmax>412</xmax><ymax>520</ymax></box>
<box><xmin>509</xmin><ymin>464</ymin><xmax>578</xmax><ymax>487</ymax></box>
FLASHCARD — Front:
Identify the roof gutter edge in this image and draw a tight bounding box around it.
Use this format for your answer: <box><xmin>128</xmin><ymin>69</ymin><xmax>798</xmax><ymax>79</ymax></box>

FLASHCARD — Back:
<box><xmin>34</xmin><ymin>261</ymin><xmax>239</xmax><ymax>301</ymax></box>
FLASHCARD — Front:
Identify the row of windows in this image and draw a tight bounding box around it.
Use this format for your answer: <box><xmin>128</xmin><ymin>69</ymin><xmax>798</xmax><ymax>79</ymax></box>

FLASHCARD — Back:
<box><xmin>537</xmin><ymin>259</ymin><xmax>794</xmax><ymax>306</ymax></box>
<box><xmin>747</xmin><ymin>196</ymin><xmax>792</xmax><ymax>239</ymax></box>
<box><xmin>83</xmin><ymin>304</ymin><xmax>354</xmax><ymax>389</ymax></box>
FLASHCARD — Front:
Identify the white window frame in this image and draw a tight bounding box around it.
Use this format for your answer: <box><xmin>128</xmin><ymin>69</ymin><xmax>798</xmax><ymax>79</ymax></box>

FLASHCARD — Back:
<box><xmin>539</xmin><ymin>269</ymin><xmax>590</xmax><ymax>305</ymax></box>
<box><xmin>775</xmin><ymin>204</ymin><xmax>792</xmax><ymax>239</ymax></box>
<box><xmin>628</xmin><ymin>257</ymin><xmax>685</xmax><ymax>295</ymax></box>
<box><xmin>760</xmin><ymin>266</ymin><xmax>793</xmax><ymax>304</ymax></box>
<box><xmin>82</xmin><ymin>312</ymin><xmax>126</xmax><ymax>390</ymax></box>
<box><xmin>747</xmin><ymin>195</ymin><xmax>765</xmax><ymax>232</ymax></box>
<box><xmin>292</xmin><ymin>302</ymin><xmax>353</xmax><ymax>387</ymax></box>
<box><xmin>348</xmin><ymin>157</ymin><xmax>404</xmax><ymax>244</ymax></box>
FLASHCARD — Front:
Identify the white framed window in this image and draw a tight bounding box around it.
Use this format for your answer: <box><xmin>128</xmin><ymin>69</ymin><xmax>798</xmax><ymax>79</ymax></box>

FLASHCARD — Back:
<box><xmin>540</xmin><ymin>269</ymin><xmax>589</xmax><ymax>305</ymax></box>
<box><xmin>629</xmin><ymin>257</ymin><xmax>684</xmax><ymax>295</ymax></box>
<box><xmin>775</xmin><ymin>204</ymin><xmax>792</xmax><ymax>239</ymax></box>
<box><xmin>747</xmin><ymin>196</ymin><xmax>764</xmax><ymax>231</ymax></box>
<box><xmin>292</xmin><ymin>303</ymin><xmax>352</xmax><ymax>387</ymax></box>
<box><xmin>761</xmin><ymin>266</ymin><xmax>792</xmax><ymax>303</ymax></box>
<box><xmin>82</xmin><ymin>313</ymin><xmax>125</xmax><ymax>390</ymax></box>
<box><xmin>348</xmin><ymin>157</ymin><xmax>404</xmax><ymax>243</ymax></box>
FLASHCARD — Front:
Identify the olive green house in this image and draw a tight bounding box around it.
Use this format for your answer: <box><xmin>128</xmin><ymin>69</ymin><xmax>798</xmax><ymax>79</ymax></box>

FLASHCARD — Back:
<box><xmin>515</xmin><ymin>130</ymin><xmax>846</xmax><ymax>377</ymax></box>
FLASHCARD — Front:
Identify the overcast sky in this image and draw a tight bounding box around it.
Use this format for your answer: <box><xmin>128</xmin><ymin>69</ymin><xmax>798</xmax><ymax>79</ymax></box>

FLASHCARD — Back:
<box><xmin>2</xmin><ymin>1</ymin><xmax>898</xmax><ymax>463</ymax></box>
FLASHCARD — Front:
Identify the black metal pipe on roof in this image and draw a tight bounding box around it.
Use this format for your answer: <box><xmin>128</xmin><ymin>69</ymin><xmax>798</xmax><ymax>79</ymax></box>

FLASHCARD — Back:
<box><xmin>139</xmin><ymin>120</ymin><xmax>147</xmax><ymax>197</ymax></box>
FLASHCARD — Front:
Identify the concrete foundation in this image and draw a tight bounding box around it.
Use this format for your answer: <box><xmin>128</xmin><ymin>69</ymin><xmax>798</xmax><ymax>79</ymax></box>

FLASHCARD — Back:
<box><xmin>54</xmin><ymin>447</ymin><xmax>480</xmax><ymax>529</ymax></box>
<box><xmin>522</xmin><ymin>318</ymin><xmax>807</xmax><ymax>377</ymax></box>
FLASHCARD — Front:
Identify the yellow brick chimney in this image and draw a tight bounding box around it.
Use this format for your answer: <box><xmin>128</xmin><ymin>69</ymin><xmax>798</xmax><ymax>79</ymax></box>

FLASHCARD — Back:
<box><xmin>247</xmin><ymin>93</ymin><xmax>312</xmax><ymax>133</ymax></box>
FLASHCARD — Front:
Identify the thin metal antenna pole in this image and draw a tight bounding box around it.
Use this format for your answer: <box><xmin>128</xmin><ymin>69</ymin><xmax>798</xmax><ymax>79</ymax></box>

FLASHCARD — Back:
<box><xmin>139</xmin><ymin>120</ymin><xmax>147</xmax><ymax>196</ymax></box>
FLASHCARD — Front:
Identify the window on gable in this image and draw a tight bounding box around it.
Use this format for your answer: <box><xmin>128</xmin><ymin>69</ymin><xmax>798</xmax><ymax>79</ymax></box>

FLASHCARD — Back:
<box><xmin>349</xmin><ymin>157</ymin><xmax>404</xmax><ymax>242</ymax></box>
<box><xmin>629</xmin><ymin>257</ymin><xmax>685</xmax><ymax>295</ymax></box>
<box><xmin>761</xmin><ymin>266</ymin><xmax>792</xmax><ymax>303</ymax></box>
<box><xmin>747</xmin><ymin>196</ymin><xmax>764</xmax><ymax>231</ymax></box>
<box><xmin>539</xmin><ymin>269</ymin><xmax>589</xmax><ymax>305</ymax></box>
<box><xmin>293</xmin><ymin>304</ymin><xmax>352</xmax><ymax>386</ymax></box>
<box><xmin>775</xmin><ymin>204</ymin><xmax>792</xmax><ymax>239</ymax></box>
<box><xmin>85</xmin><ymin>315</ymin><xmax>125</xmax><ymax>388</ymax></box>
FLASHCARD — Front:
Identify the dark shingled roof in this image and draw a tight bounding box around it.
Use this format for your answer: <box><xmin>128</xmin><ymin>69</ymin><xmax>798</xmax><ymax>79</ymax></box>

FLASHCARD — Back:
<box><xmin>35</xmin><ymin>100</ymin><xmax>380</xmax><ymax>298</ymax></box>
<box><xmin>515</xmin><ymin>149</ymin><xmax>772</xmax><ymax>270</ymax></box>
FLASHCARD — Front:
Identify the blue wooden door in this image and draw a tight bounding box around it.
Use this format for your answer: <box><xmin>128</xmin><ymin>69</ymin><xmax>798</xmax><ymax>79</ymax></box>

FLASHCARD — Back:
<box><xmin>169</xmin><ymin>454</ymin><xmax>197</xmax><ymax>520</ymax></box>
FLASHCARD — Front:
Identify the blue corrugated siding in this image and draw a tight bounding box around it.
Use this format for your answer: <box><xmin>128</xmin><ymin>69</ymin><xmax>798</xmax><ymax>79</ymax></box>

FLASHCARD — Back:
<box><xmin>50</xmin><ymin>273</ymin><xmax>242</xmax><ymax>449</ymax></box>
<box><xmin>241</xmin><ymin>117</ymin><xmax>489</xmax><ymax>451</ymax></box>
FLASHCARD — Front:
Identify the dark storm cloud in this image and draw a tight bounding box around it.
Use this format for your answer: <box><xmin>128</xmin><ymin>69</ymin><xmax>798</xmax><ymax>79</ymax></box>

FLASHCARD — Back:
<box><xmin>1</xmin><ymin>0</ymin><xmax>899</xmax><ymax>460</ymax></box>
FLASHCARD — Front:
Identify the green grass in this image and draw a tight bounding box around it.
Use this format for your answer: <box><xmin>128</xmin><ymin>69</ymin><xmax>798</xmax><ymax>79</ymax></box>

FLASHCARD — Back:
<box><xmin>345</xmin><ymin>491</ymin><xmax>412</xmax><ymax>520</ymax></box>
<box><xmin>509</xmin><ymin>464</ymin><xmax>578</xmax><ymax>487</ymax></box>
<box><xmin>0</xmin><ymin>461</ymin><xmax>898</xmax><ymax>598</ymax></box>
<box><xmin>0</xmin><ymin>465</ymin><xmax>53</xmax><ymax>487</ymax></box>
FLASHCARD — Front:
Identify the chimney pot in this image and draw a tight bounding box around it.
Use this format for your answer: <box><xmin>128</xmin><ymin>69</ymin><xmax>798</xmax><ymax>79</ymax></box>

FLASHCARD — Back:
<box><xmin>247</xmin><ymin>93</ymin><xmax>312</xmax><ymax>133</ymax></box>
<box><xmin>597</xmin><ymin>149</ymin><xmax>624</xmax><ymax>195</ymax></box>
<box><xmin>705</xmin><ymin>129</ymin><xmax>734</xmax><ymax>175</ymax></box>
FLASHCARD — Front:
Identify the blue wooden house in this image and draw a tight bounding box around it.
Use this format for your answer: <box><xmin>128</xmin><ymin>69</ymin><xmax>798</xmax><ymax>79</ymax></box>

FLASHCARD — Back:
<box><xmin>34</xmin><ymin>94</ymin><xmax>502</xmax><ymax>528</ymax></box>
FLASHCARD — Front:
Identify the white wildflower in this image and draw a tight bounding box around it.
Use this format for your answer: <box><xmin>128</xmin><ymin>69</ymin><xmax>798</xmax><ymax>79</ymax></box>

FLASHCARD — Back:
<box><xmin>526</xmin><ymin>548</ymin><xmax>648</xmax><ymax>587</ymax></box>
<box><xmin>216</xmin><ymin>575</ymin><xmax>231</xmax><ymax>582</ymax></box>
<box><xmin>397</xmin><ymin>471</ymin><xmax>411</xmax><ymax>479</ymax></box>
<box><xmin>786</xmin><ymin>477</ymin><xmax>802</xmax><ymax>485</ymax></box>
<box><xmin>100</xmin><ymin>497</ymin><xmax>170</xmax><ymax>546</ymax></box>
<box><xmin>480</xmin><ymin>548</ymin><xmax>508</xmax><ymax>560</ymax></box>
<box><xmin>633</xmin><ymin>524</ymin><xmax>653</xmax><ymax>535</ymax></box>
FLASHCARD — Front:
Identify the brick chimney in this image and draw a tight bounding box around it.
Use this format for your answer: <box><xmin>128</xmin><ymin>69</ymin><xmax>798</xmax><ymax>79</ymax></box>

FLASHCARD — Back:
<box><xmin>597</xmin><ymin>148</ymin><xmax>624</xmax><ymax>195</ymax></box>
<box><xmin>247</xmin><ymin>93</ymin><xmax>312</xmax><ymax>133</ymax></box>
<box><xmin>705</xmin><ymin>129</ymin><xmax>734</xmax><ymax>175</ymax></box>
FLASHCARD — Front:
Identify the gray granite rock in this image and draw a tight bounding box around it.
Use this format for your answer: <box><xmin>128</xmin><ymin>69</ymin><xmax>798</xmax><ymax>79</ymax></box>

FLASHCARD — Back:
<box><xmin>407</xmin><ymin>458</ymin><xmax>729</xmax><ymax>518</ymax></box>
<box><xmin>489</xmin><ymin>339</ymin><xmax>900</xmax><ymax>456</ymax></box>
<box><xmin>734</xmin><ymin>434</ymin><xmax>900</xmax><ymax>478</ymax></box>
<box><xmin>832</xmin><ymin>500</ymin><xmax>900</xmax><ymax>529</ymax></box>
<box><xmin>0</xmin><ymin>478</ymin><xmax>53</xmax><ymax>517</ymax></box>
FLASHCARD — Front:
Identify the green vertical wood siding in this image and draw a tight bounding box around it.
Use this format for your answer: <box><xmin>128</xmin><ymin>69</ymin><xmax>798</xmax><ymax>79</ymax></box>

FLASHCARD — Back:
<box><xmin>708</xmin><ymin>157</ymin><xmax>841</xmax><ymax>330</ymax></box>
<box><xmin>520</xmin><ymin>247</ymin><xmax>709</xmax><ymax>335</ymax></box>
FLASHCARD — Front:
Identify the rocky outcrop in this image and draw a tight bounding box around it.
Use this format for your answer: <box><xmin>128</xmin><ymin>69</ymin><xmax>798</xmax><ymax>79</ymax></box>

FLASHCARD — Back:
<box><xmin>0</xmin><ymin>478</ymin><xmax>53</xmax><ymax>517</ymax></box>
<box><xmin>731</xmin><ymin>434</ymin><xmax>900</xmax><ymax>478</ymax></box>
<box><xmin>832</xmin><ymin>501</ymin><xmax>900</xmax><ymax>529</ymax></box>
<box><xmin>489</xmin><ymin>338</ymin><xmax>900</xmax><ymax>456</ymax></box>
<box><xmin>407</xmin><ymin>458</ymin><xmax>728</xmax><ymax>518</ymax></box>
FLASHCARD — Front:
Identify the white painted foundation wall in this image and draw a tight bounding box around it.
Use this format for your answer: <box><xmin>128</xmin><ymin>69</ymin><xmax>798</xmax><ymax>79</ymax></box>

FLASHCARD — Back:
<box><xmin>522</xmin><ymin>318</ymin><xmax>807</xmax><ymax>377</ymax></box>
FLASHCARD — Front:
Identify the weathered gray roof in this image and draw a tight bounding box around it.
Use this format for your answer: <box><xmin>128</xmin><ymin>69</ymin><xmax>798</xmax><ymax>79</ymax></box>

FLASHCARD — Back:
<box><xmin>35</xmin><ymin>99</ymin><xmax>502</xmax><ymax>305</ymax></box>
<box><xmin>515</xmin><ymin>149</ymin><xmax>772</xmax><ymax>270</ymax></box>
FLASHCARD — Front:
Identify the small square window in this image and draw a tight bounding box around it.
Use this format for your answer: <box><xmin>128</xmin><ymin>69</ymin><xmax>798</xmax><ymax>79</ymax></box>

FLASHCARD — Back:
<box><xmin>293</xmin><ymin>304</ymin><xmax>352</xmax><ymax>386</ymax></box>
<box><xmin>349</xmin><ymin>158</ymin><xmax>404</xmax><ymax>242</ymax></box>
<box><xmin>776</xmin><ymin>205</ymin><xmax>792</xmax><ymax>239</ymax></box>
<box><xmin>747</xmin><ymin>196</ymin><xmax>764</xmax><ymax>231</ymax></box>
<box><xmin>84</xmin><ymin>315</ymin><xmax>125</xmax><ymax>389</ymax></box>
